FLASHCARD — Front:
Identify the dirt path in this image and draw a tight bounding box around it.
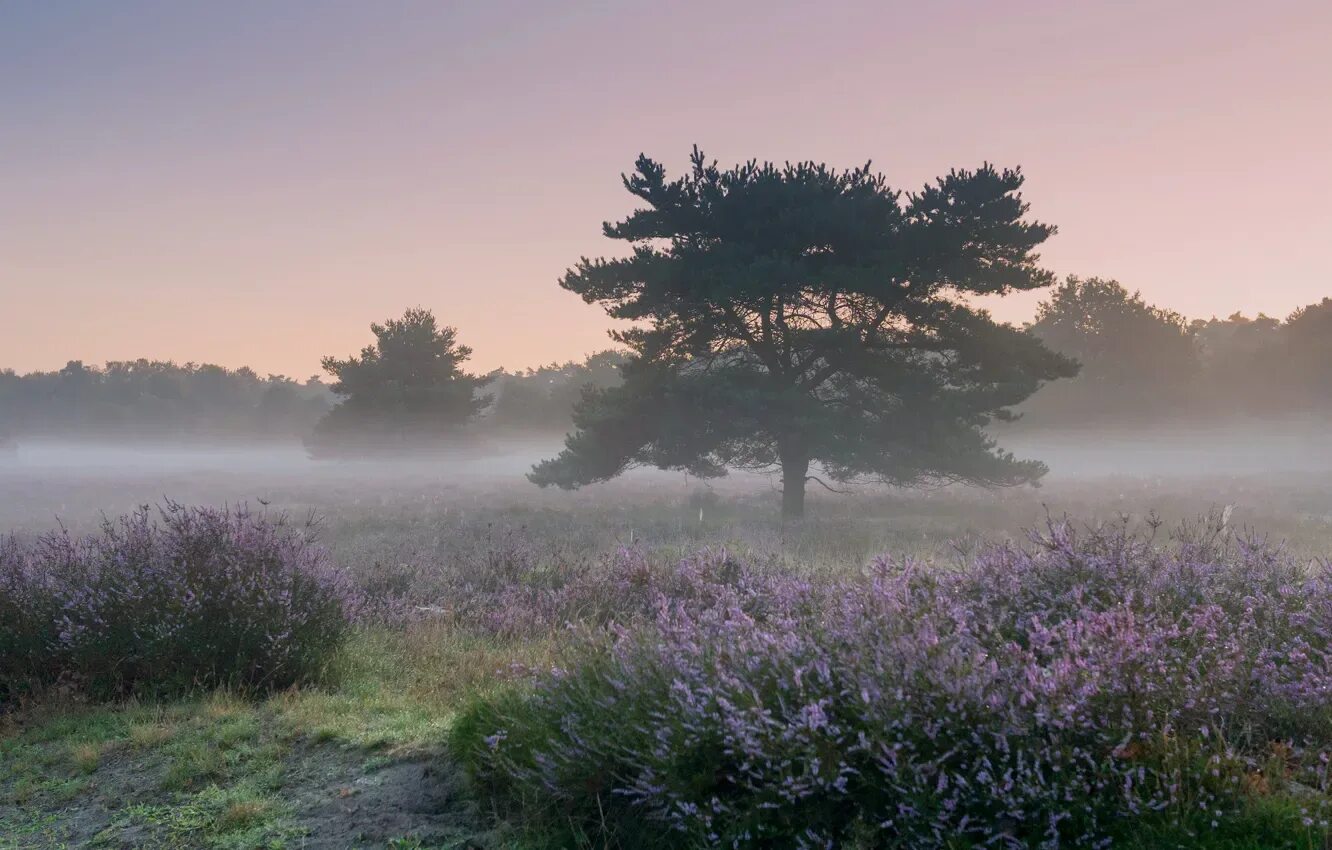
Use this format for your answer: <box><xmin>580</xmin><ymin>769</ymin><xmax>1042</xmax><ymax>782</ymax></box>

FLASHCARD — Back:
<box><xmin>0</xmin><ymin>736</ymin><xmax>486</xmax><ymax>849</ymax></box>
<box><xmin>281</xmin><ymin>744</ymin><xmax>480</xmax><ymax>849</ymax></box>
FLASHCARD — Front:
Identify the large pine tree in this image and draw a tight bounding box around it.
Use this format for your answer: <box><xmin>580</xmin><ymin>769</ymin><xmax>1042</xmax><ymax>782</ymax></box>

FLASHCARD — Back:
<box><xmin>531</xmin><ymin>150</ymin><xmax>1078</xmax><ymax>518</ymax></box>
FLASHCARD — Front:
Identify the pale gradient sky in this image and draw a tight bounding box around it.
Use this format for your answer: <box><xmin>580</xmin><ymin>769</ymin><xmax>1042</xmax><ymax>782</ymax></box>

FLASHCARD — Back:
<box><xmin>2</xmin><ymin>0</ymin><xmax>1329</xmax><ymax>377</ymax></box>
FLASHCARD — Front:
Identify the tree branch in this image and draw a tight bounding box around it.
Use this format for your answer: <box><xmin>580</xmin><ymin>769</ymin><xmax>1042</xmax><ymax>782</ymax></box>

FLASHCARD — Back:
<box><xmin>805</xmin><ymin>474</ymin><xmax>850</xmax><ymax>494</ymax></box>
<box><xmin>800</xmin><ymin>302</ymin><xmax>899</xmax><ymax>389</ymax></box>
<box><xmin>722</xmin><ymin>304</ymin><xmax>785</xmax><ymax>376</ymax></box>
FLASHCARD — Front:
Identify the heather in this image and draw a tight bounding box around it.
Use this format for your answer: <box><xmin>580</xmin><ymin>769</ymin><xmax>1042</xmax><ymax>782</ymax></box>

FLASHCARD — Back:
<box><xmin>0</xmin><ymin>503</ymin><xmax>358</xmax><ymax>703</ymax></box>
<box><xmin>454</xmin><ymin>517</ymin><xmax>1332</xmax><ymax>848</ymax></box>
<box><xmin>3</xmin><ymin>475</ymin><xmax>1332</xmax><ymax>848</ymax></box>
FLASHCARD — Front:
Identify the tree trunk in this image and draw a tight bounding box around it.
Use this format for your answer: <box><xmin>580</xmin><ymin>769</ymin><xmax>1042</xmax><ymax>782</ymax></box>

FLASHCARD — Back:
<box><xmin>779</xmin><ymin>448</ymin><xmax>809</xmax><ymax>521</ymax></box>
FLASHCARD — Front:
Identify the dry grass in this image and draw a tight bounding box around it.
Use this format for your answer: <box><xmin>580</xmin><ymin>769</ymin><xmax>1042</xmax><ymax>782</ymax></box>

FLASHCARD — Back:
<box><xmin>217</xmin><ymin>796</ymin><xmax>271</xmax><ymax>831</ymax></box>
<box><xmin>67</xmin><ymin>742</ymin><xmax>101</xmax><ymax>775</ymax></box>
<box><xmin>127</xmin><ymin>721</ymin><xmax>174</xmax><ymax>748</ymax></box>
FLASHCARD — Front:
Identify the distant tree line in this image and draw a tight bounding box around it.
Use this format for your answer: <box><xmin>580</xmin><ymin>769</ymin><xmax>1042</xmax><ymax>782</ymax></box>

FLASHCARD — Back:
<box><xmin>0</xmin><ymin>319</ymin><xmax>626</xmax><ymax>445</ymax></box>
<box><xmin>486</xmin><ymin>350</ymin><xmax>626</xmax><ymax>433</ymax></box>
<box><xmin>0</xmin><ymin>360</ymin><xmax>333</xmax><ymax>440</ymax></box>
<box><xmin>2</xmin><ymin>290</ymin><xmax>1327</xmax><ymax>445</ymax></box>
<box><xmin>1021</xmin><ymin>279</ymin><xmax>1332</xmax><ymax>425</ymax></box>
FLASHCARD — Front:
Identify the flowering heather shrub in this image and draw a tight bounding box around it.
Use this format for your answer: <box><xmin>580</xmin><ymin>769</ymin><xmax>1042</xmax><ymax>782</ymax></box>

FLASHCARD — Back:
<box><xmin>358</xmin><ymin>530</ymin><xmax>761</xmax><ymax>636</ymax></box>
<box><xmin>352</xmin><ymin>525</ymin><xmax>593</xmax><ymax>627</ymax></box>
<box><xmin>0</xmin><ymin>504</ymin><xmax>357</xmax><ymax>702</ymax></box>
<box><xmin>454</xmin><ymin>519</ymin><xmax>1332</xmax><ymax>848</ymax></box>
<box><xmin>476</xmin><ymin>545</ymin><xmax>761</xmax><ymax>638</ymax></box>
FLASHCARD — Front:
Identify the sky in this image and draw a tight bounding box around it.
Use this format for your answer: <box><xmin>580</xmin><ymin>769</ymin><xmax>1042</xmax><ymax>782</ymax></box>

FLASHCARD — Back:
<box><xmin>1</xmin><ymin>0</ymin><xmax>1329</xmax><ymax>378</ymax></box>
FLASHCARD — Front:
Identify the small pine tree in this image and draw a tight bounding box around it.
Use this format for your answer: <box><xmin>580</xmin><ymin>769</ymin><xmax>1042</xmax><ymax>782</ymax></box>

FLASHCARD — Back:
<box><xmin>308</xmin><ymin>308</ymin><xmax>490</xmax><ymax>455</ymax></box>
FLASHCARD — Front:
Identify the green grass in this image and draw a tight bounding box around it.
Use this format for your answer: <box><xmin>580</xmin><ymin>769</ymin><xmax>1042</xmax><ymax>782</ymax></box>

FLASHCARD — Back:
<box><xmin>1112</xmin><ymin>797</ymin><xmax>1331</xmax><ymax>850</ymax></box>
<box><xmin>0</xmin><ymin>692</ymin><xmax>289</xmax><ymax>848</ymax></box>
<box><xmin>0</xmin><ymin>627</ymin><xmax>526</xmax><ymax>849</ymax></box>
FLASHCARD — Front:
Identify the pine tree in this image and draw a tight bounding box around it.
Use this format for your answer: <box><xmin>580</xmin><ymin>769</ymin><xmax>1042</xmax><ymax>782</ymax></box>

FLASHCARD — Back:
<box><xmin>309</xmin><ymin>308</ymin><xmax>490</xmax><ymax>455</ymax></box>
<box><xmin>531</xmin><ymin>150</ymin><xmax>1077</xmax><ymax>518</ymax></box>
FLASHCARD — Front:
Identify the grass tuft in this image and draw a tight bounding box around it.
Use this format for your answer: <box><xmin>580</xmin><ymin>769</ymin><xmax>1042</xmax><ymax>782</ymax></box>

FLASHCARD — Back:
<box><xmin>67</xmin><ymin>742</ymin><xmax>101</xmax><ymax>775</ymax></box>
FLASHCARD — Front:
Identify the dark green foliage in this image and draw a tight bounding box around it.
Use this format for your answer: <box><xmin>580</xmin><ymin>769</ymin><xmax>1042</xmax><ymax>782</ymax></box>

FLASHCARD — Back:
<box><xmin>1283</xmin><ymin>297</ymin><xmax>1332</xmax><ymax>399</ymax></box>
<box><xmin>1111</xmin><ymin>799</ymin><xmax>1329</xmax><ymax>850</ymax></box>
<box><xmin>1019</xmin><ymin>290</ymin><xmax>1332</xmax><ymax>425</ymax></box>
<box><xmin>487</xmin><ymin>350</ymin><xmax>626</xmax><ymax>433</ymax></box>
<box><xmin>456</xmin><ymin>682</ymin><xmax>1327</xmax><ymax>850</ymax></box>
<box><xmin>1026</xmin><ymin>277</ymin><xmax>1201</xmax><ymax>420</ymax></box>
<box><xmin>308</xmin><ymin>308</ymin><xmax>491</xmax><ymax>456</ymax></box>
<box><xmin>453</xmin><ymin>659</ymin><xmax>702</xmax><ymax>850</ymax></box>
<box><xmin>532</xmin><ymin>149</ymin><xmax>1078</xmax><ymax>517</ymax></box>
<box><xmin>0</xmin><ymin>360</ymin><xmax>330</xmax><ymax>440</ymax></box>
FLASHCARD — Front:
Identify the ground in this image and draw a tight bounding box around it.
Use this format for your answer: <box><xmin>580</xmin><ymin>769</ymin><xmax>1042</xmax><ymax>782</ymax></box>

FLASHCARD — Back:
<box><xmin>0</xmin><ymin>627</ymin><xmax>534</xmax><ymax>849</ymax></box>
<box><xmin>2</xmin><ymin>435</ymin><xmax>1332</xmax><ymax>848</ymax></box>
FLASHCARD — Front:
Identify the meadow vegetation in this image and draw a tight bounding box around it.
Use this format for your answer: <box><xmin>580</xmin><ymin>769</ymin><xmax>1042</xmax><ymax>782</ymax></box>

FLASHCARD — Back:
<box><xmin>456</xmin><ymin>517</ymin><xmax>1332</xmax><ymax>848</ymax></box>
<box><xmin>1</xmin><ymin>17</ymin><xmax>1327</xmax><ymax>850</ymax></box>
<box><xmin>2</xmin><ymin>466</ymin><xmax>1332</xmax><ymax>847</ymax></box>
<box><xmin>1</xmin><ymin>503</ymin><xmax>355</xmax><ymax>702</ymax></box>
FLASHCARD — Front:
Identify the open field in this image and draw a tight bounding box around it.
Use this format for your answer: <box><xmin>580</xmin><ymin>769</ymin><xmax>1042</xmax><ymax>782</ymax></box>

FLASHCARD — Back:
<box><xmin>5</xmin><ymin>425</ymin><xmax>1332</xmax><ymax>556</ymax></box>
<box><xmin>3</xmin><ymin>429</ymin><xmax>1332</xmax><ymax>848</ymax></box>
<box><xmin>6</xmin><ymin>1</ymin><xmax>1328</xmax><ymax>846</ymax></box>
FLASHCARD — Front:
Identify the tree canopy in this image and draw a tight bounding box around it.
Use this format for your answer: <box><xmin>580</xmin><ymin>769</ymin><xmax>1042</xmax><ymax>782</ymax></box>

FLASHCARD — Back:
<box><xmin>1284</xmin><ymin>297</ymin><xmax>1332</xmax><ymax>396</ymax></box>
<box><xmin>0</xmin><ymin>360</ymin><xmax>329</xmax><ymax>440</ymax></box>
<box><xmin>487</xmin><ymin>350</ymin><xmax>627</xmax><ymax>433</ymax></box>
<box><xmin>1026</xmin><ymin>277</ymin><xmax>1199</xmax><ymax>419</ymax></box>
<box><xmin>307</xmin><ymin>308</ymin><xmax>490</xmax><ymax>455</ymax></box>
<box><xmin>530</xmin><ymin>149</ymin><xmax>1078</xmax><ymax>518</ymax></box>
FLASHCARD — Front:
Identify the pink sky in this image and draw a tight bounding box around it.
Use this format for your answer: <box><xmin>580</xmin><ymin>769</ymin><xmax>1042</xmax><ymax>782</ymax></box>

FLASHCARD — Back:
<box><xmin>1</xmin><ymin>0</ymin><xmax>1329</xmax><ymax>377</ymax></box>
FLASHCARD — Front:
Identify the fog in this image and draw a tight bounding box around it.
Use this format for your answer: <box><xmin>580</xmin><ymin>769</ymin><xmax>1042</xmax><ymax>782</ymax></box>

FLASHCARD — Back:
<box><xmin>3</xmin><ymin>422</ymin><xmax>1329</xmax><ymax>538</ymax></box>
<box><xmin>996</xmin><ymin>420</ymin><xmax>1332</xmax><ymax>480</ymax></box>
<box><xmin>9</xmin><ymin>419</ymin><xmax>1329</xmax><ymax>480</ymax></box>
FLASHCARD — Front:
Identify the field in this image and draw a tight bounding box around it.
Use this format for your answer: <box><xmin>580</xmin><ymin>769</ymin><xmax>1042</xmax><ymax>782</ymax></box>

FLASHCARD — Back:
<box><xmin>3</xmin><ymin>431</ymin><xmax>1332</xmax><ymax>849</ymax></box>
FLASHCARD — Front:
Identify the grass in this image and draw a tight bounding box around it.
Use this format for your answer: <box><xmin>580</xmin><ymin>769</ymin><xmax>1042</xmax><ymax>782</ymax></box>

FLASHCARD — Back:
<box><xmin>0</xmin><ymin>627</ymin><xmax>520</xmax><ymax>849</ymax></box>
<box><xmin>0</xmin><ymin>693</ymin><xmax>284</xmax><ymax>848</ymax></box>
<box><xmin>1113</xmin><ymin>797</ymin><xmax>1332</xmax><ymax>850</ymax></box>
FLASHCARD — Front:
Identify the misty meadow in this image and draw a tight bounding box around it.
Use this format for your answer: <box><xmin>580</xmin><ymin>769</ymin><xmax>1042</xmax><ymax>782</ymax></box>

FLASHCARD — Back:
<box><xmin>4</xmin><ymin>149</ymin><xmax>1331</xmax><ymax>850</ymax></box>
<box><xmin>3</xmin><ymin>3</ymin><xmax>1332</xmax><ymax>849</ymax></box>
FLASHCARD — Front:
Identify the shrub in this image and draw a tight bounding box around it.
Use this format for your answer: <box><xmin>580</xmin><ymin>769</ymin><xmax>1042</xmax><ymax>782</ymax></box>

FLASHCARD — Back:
<box><xmin>355</xmin><ymin>530</ymin><xmax>762</xmax><ymax>636</ymax></box>
<box><xmin>0</xmin><ymin>503</ymin><xmax>358</xmax><ymax>702</ymax></box>
<box><xmin>454</xmin><ymin>520</ymin><xmax>1332</xmax><ymax>849</ymax></box>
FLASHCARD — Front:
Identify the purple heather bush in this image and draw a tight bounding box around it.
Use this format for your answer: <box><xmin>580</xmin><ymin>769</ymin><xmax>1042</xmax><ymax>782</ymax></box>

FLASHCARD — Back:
<box><xmin>454</xmin><ymin>517</ymin><xmax>1332</xmax><ymax>848</ymax></box>
<box><xmin>355</xmin><ymin>526</ymin><xmax>752</xmax><ymax>635</ymax></box>
<box><xmin>0</xmin><ymin>503</ymin><xmax>358</xmax><ymax>702</ymax></box>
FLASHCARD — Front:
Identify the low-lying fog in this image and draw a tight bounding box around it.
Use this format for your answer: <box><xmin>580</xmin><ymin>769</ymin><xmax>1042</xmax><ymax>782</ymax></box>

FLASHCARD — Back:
<box><xmin>7</xmin><ymin>421</ymin><xmax>1330</xmax><ymax>480</ymax></box>
<box><xmin>2</xmin><ymin>422</ymin><xmax>1329</xmax><ymax>535</ymax></box>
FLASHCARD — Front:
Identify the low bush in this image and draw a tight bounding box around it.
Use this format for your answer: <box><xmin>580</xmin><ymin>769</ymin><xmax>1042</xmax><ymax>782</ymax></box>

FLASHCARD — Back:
<box><xmin>454</xmin><ymin>517</ymin><xmax>1332</xmax><ymax>848</ymax></box>
<box><xmin>356</xmin><ymin>530</ymin><xmax>765</xmax><ymax>636</ymax></box>
<box><xmin>0</xmin><ymin>503</ymin><xmax>358</xmax><ymax>702</ymax></box>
